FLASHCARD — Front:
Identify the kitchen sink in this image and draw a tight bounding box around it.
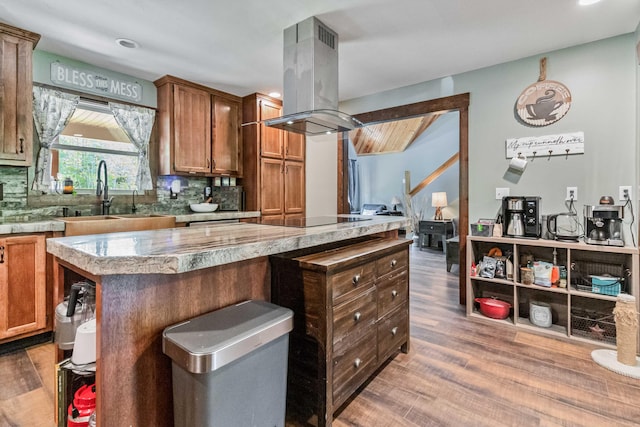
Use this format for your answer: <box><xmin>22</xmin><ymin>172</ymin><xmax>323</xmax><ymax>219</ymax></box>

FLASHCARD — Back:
<box><xmin>59</xmin><ymin>214</ymin><xmax>176</xmax><ymax>236</ymax></box>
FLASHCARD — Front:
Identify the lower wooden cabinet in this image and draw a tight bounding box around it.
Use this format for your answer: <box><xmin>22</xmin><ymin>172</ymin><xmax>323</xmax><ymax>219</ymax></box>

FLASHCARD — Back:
<box><xmin>270</xmin><ymin>238</ymin><xmax>411</xmax><ymax>427</ymax></box>
<box><xmin>0</xmin><ymin>234</ymin><xmax>47</xmax><ymax>341</ymax></box>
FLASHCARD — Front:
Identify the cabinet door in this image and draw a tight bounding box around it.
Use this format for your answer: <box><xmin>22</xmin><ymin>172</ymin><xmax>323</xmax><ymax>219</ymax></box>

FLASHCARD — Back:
<box><xmin>259</xmin><ymin>99</ymin><xmax>284</xmax><ymax>158</ymax></box>
<box><xmin>0</xmin><ymin>235</ymin><xmax>46</xmax><ymax>339</ymax></box>
<box><xmin>173</xmin><ymin>84</ymin><xmax>211</xmax><ymax>174</ymax></box>
<box><xmin>260</xmin><ymin>158</ymin><xmax>284</xmax><ymax>216</ymax></box>
<box><xmin>284</xmin><ymin>160</ymin><xmax>305</xmax><ymax>216</ymax></box>
<box><xmin>212</xmin><ymin>95</ymin><xmax>242</xmax><ymax>175</ymax></box>
<box><xmin>285</xmin><ymin>132</ymin><xmax>305</xmax><ymax>161</ymax></box>
<box><xmin>0</xmin><ymin>33</ymin><xmax>34</xmax><ymax>166</ymax></box>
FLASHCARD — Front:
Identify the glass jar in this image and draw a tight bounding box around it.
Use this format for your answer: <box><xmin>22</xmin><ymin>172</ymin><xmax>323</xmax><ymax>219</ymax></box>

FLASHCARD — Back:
<box><xmin>63</xmin><ymin>178</ymin><xmax>74</xmax><ymax>194</ymax></box>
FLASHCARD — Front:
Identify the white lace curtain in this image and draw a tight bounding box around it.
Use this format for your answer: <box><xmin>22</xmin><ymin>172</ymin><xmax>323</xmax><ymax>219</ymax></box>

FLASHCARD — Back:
<box><xmin>108</xmin><ymin>102</ymin><xmax>155</xmax><ymax>191</ymax></box>
<box><xmin>31</xmin><ymin>86</ymin><xmax>79</xmax><ymax>192</ymax></box>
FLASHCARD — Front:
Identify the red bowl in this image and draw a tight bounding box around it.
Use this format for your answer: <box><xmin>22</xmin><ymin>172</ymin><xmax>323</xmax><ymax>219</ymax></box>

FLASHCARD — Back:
<box><xmin>475</xmin><ymin>297</ymin><xmax>511</xmax><ymax>319</ymax></box>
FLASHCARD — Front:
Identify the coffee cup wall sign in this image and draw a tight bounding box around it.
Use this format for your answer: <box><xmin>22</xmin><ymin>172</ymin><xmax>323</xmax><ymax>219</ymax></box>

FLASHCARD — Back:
<box><xmin>515</xmin><ymin>57</ymin><xmax>571</xmax><ymax>127</ymax></box>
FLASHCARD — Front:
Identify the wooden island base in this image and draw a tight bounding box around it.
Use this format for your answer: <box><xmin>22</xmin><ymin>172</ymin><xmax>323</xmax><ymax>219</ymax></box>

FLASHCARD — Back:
<box><xmin>48</xmin><ymin>218</ymin><xmax>406</xmax><ymax>427</ymax></box>
<box><xmin>55</xmin><ymin>256</ymin><xmax>269</xmax><ymax>427</ymax></box>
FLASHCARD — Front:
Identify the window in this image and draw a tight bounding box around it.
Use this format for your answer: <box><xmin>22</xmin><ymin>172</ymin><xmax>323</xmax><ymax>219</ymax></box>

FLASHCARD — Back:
<box><xmin>51</xmin><ymin>100</ymin><xmax>139</xmax><ymax>193</ymax></box>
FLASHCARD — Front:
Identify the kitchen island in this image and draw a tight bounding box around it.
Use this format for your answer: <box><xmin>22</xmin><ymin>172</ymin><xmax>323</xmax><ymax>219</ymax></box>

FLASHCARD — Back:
<box><xmin>46</xmin><ymin>215</ymin><xmax>408</xmax><ymax>427</ymax></box>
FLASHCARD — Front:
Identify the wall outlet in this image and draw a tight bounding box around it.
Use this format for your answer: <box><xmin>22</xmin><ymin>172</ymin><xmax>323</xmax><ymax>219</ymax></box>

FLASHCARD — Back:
<box><xmin>566</xmin><ymin>187</ymin><xmax>577</xmax><ymax>201</ymax></box>
<box><xmin>496</xmin><ymin>187</ymin><xmax>510</xmax><ymax>200</ymax></box>
<box><xmin>619</xmin><ymin>185</ymin><xmax>632</xmax><ymax>201</ymax></box>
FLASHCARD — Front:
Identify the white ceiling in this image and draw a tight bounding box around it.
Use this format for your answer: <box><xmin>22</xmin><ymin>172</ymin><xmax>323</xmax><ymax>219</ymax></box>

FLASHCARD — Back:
<box><xmin>0</xmin><ymin>0</ymin><xmax>638</xmax><ymax>101</ymax></box>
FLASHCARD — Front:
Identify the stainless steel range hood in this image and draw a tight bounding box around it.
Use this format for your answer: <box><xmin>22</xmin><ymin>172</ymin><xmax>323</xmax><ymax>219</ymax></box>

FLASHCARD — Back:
<box><xmin>264</xmin><ymin>17</ymin><xmax>361</xmax><ymax>136</ymax></box>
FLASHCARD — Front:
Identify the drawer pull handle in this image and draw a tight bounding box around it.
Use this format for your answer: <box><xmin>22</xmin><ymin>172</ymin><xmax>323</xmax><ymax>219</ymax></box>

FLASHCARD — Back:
<box><xmin>391</xmin><ymin>327</ymin><xmax>398</xmax><ymax>336</ymax></box>
<box><xmin>354</xmin><ymin>358</ymin><xmax>362</xmax><ymax>368</ymax></box>
<box><xmin>391</xmin><ymin>290</ymin><xmax>398</xmax><ymax>298</ymax></box>
<box><xmin>354</xmin><ymin>311</ymin><xmax>361</xmax><ymax>322</ymax></box>
<box><xmin>390</xmin><ymin>259</ymin><xmax>397</xmax><ymax>267</ymax></box>
<box><xmin>0</xmin><ymin>246</ymin><xmax>4</xmax><ymax>263</ymax></box>
<box><xmin>352</xmin><ymin>274</ymin><xmax>360</xmax><ymax>285</ymax></box>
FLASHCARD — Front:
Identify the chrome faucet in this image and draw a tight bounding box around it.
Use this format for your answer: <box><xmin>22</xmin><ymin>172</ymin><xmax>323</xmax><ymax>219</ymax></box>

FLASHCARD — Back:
<box><xmin>96</xmin><ymin>160</ymin><xmax>113</xmax><ymax>215</ymax></box>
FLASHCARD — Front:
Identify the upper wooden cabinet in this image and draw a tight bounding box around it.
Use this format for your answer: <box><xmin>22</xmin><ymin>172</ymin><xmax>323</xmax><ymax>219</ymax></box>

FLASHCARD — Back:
<box><xmin>0</xmin><ymin>234</ymin><xmax>47</xmax><ymax>341</ymax></box>
<box><xmin>154</xmin><ymin>75</ymin><xmax>242</xmax><ymax>177</ymax></box>
<box><xmin>243</xmin><ymin>93</ymin><xmax>305</xmax><ymax>218</ymax></box>
<box><xmin>0</xmin><ymin>23</ymin><xmax>40</xmax><ymax>166</ymax></box>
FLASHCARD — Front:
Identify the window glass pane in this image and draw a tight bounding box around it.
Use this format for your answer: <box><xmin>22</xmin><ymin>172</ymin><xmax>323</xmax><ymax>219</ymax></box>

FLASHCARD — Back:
<box><xmin>52</xmin><ymin>103</ymin><xmax>140</xmax><ymax>192</ymax></box>
<box><xmin>56</xmin><ymin>140</ymin><xmax>139</xmax><ymax>191</ymax></box>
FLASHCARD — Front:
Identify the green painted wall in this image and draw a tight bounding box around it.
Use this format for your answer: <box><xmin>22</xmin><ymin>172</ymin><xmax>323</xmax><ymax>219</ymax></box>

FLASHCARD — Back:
<box><xmin>341</xmin><ymin>34</ymin><xmax>638</xmax><ymax>244</ymax></box>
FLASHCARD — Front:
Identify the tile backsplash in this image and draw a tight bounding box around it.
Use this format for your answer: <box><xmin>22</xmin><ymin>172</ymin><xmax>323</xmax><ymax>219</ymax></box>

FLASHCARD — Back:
<box><xmin>0</xmin><ymin>165</ymin><xmax>244</xmax><ymax>220</ymax></box>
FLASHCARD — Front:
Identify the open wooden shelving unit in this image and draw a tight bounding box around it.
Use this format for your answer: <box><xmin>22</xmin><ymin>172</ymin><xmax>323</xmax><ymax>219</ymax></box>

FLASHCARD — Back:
<box><xmin>466</xmin><ymin>236</ymin><xmax>639</xmax><ymax>349</ymax></box>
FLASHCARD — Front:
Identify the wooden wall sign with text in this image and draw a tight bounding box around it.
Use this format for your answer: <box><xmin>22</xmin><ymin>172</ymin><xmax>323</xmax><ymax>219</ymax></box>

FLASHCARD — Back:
<box><xmin>515</xmin><ymin>58</ymin><xmax>571</xmax><ymax>127</ymax></box>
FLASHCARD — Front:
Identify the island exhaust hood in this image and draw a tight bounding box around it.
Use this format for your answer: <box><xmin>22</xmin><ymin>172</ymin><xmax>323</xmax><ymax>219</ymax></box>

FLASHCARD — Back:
<box><xmin>264</xmin><ymin>17</ymin><xmax>361</xmax><ymax>136</ymax></box>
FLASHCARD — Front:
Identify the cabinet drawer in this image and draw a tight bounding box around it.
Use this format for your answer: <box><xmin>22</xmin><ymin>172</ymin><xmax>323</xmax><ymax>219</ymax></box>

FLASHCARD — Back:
<box><xmin>330</xmin><ymin>262</ymin><xmax>375</xmax><ymax>305</ymax></box>
<box><xmin>332</xmin><ymin>329</ymin><xmax>377</xmax><ymax>407</ymax></box>
<box><xmin>376</xmin><ymin>249</ymin><xmax>407</xmax><ymax>278</ymax></box>
<box><xmin>377</xmin><ymin>306</ymin><xmax>408</xmax><ymax>362</ymax></box>
<box><xmin>333</xmin><ymin>286</ymin><xmax>376</xmax><ymax>352</ymax></box>
<box><xmin>377</xmin><ymin>269</ymin><xmax>408</xmax><ymax>317</ymax></box>
<box><xmin>420</xmin><ymin>222</ymin><xmax>445</xmax><ymax>233</ymax></box>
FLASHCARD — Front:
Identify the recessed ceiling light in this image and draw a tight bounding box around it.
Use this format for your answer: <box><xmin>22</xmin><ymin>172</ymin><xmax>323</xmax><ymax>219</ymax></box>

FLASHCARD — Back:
<box><xmin>578</xmin><ymin>0</ymin><xmax>601</xmax><ymax>5</ymax></box>
<box><xmin>268</xmin><ymin>92</ymin><xmax>281</xmax><ymax>98</ymax></box>
<box><xmin>116</xmin><ymin>38</ymin><xmax>139</xmax><ymax>49</ymax></box>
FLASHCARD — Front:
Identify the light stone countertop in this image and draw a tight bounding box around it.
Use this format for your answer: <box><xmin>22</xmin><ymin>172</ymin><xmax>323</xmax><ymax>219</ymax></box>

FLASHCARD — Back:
<box><xmin>0</xmin><ymin>219</ymin><xmax>66</xmax><ymax>235</ymax></box>
<box><xmin>173</xmin><ymin>210</ymin><xmax>260</xmax><ymax>223</ymax></box>
<box><xmin>0</xmin><ymin>211</ymin><xmax>260</xmax><ymax>235</ymax></box>
<box><xmin>46</xmin><ymin>215</ymin><xmax>409</xmax><ymax>276</ymax></box>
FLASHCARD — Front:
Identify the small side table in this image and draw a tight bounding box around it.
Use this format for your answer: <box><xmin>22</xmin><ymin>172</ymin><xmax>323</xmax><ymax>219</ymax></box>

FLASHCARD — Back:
<box><xmin>418</xmin><ymin>220</ymin><xmax>454</xmax><ymax>251</ymax></box>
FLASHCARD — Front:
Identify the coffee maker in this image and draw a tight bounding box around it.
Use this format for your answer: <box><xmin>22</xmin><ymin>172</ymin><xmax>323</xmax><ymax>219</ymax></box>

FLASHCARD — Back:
<box><xmin>584</xmin><ymin>204</ymin><xmax>624</xmax><ymax>246</ymax></box>
<box><xmin>502</xmin><ymin>196</ymin><xmax>541</xmax><ymax>238</ymax></box>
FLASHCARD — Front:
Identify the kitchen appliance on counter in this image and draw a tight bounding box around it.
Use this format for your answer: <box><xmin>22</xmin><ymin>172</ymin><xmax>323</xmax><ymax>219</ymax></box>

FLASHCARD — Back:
<box><xmin>546</xmin><ymin>212</ymin><xmax>580</xmax><ymax>241</ymax></box>
<box><xmin>502</xmin><ymin>196</ymin><xmax>541</xmax><ymax>238</ymax></box>
<box><xmin>584</xmin><ymin>204</ymin><xmax>624</xmax><ymax>246</ymax></box>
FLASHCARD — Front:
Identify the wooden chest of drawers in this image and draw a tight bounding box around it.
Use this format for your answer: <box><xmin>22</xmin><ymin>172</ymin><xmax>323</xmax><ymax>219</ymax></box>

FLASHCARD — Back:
<box><xmin>270</xmin><ymin>238</ymin><xmax>411</xmax><ymax>427</ymax></box>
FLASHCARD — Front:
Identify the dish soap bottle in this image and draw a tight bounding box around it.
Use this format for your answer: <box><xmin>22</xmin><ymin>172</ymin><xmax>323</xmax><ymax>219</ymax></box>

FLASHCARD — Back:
<box><xmin>63</xmin><ymin>178</ymin><xmax>74</xmax><ymax>194</ymax></box>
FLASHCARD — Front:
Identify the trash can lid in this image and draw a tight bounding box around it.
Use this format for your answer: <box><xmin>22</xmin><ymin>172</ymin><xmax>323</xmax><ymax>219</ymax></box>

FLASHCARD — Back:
<box><xmin>162</xmin><ymin>300</ymin><xmax>293</xmax><ymax>373</ymax></box>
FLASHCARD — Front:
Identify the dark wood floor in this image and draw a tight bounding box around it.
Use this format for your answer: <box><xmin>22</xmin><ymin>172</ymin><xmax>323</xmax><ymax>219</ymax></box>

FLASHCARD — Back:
<box><xmin>2</xmin><ymin>244</ymin><xmax>640</xmax><ymax>426</ymax></box>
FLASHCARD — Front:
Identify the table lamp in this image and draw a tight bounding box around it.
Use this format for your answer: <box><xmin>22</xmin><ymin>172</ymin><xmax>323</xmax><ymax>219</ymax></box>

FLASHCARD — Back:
<box><xmin>390</xmin><ymin>196</ymin><xmax>402</xmax><ymax>212</ymax></box>
<box><xmin>432</xmin><ymin>192</ymin><xmax>447</xmax><ymax>220</ymax></box>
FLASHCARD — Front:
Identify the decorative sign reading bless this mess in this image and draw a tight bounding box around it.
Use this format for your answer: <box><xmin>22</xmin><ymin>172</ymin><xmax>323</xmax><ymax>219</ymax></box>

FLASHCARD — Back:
<box><xmin>50</xmin><ymin>61</ymin><xmax>142</xmax><ymax>102</ymax></box>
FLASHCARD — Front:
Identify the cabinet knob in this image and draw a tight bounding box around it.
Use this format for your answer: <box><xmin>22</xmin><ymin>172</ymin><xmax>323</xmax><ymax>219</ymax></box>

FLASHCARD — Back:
<box><xmin>353</xmin><ymin>311</ymin><xmax>361</xmax><ymax>322</ymax></box>
<box><xmin>352</xmin><ymin>274</ymin><xmax>360</xmax><ymax>285</ymax></box>
<box><xmin>0</xmin><ymin>246</ymin><xmax>4</xmax><ymax>263</ymax></box>
<box><xmin>19</xmin><ymin>138</ymin><xmax>24</xmax><ymax>154</ymax></box>
<box><xmin>390</xmin><ymin>259</ymin><xmax>397</xmax><ymax>267</ymax></box>
<box><xmin>354</xmin><ymin>358</ymin><xmax>362</xmax><ymax>368</ymax></box>
<box><xmin>391</xmin><ymin>327</ymin><xmax>398</xmax><ymax>336</ymax></box>
<box><xmin>391</xmin><ymin>290</ymin><xmax>398</xmax><ymax>298</ymax></box>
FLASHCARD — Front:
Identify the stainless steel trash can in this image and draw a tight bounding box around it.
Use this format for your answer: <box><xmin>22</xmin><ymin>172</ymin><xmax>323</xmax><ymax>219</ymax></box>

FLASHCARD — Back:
<box><xmin>162</xmin><ymin>300</ymin><xmax>293</xmax><ymax>427</ymax></box>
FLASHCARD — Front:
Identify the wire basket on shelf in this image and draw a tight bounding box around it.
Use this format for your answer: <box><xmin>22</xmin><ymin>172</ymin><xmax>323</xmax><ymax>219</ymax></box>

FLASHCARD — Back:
<box><xmin>570</xmin><ymin>308</ymin><xmax>616</xmax><ymax>345</ymax></box>
<box><xmin>570</xmin><ymin>261</ymin><xmax>630</xmax><ymax>296</ymax></box>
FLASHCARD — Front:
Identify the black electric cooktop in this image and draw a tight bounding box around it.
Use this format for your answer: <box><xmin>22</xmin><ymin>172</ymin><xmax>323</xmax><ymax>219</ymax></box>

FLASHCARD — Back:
<box><xmin>258</xmin><ymin>216</ymin><xmax>371</xmax><ymax>228</ymax></box>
